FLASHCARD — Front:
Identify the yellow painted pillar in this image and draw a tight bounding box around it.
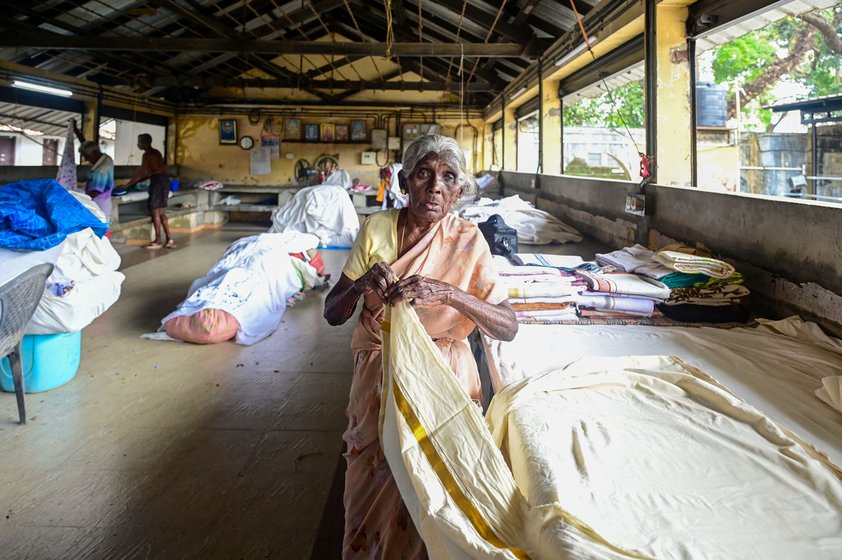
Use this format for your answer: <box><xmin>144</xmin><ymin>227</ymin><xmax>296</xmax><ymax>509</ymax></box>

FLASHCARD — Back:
<box><xmin>82</xmin><ymin>103</ymin><xmax>97</xmax><ymax>141</ymax></box>
<box><xmin>481</xmin><ymin>121</ymin><xmax>494</xmax><ymax>171</ymax></box>
<box><xmin>503</xmin><ymin>105</ymin><xmax>518</xmax><ymax>171</ymax></box>
<box><xmin>655</xmin><ymin>4</ymin><xmax>692</xmax><ymax>186</ymax></box>
<box><xmin>542</xmin><ymin>82</ymin><xmax>562</xmax><ymax>175</ymax></box>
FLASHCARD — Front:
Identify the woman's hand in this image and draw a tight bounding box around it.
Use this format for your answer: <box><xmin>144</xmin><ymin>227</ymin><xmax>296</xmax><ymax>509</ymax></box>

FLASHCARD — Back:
<box><xmin>387</xmin><ymin>275</ymin><xmax>454</xmax><ymax>308</ymax></box>
<box><xmin>357</xmin><ymin>262</ymin><xmax>398</xmax><ymax>304</ymax></box>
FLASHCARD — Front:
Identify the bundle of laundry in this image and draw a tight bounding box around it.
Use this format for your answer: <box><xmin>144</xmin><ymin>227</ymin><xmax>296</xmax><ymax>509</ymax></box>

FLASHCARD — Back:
<box><xmin>655</xmin><ymin>250</ymin><xmax>736</xmax><ymax>279</ymax></box>
<box><xmin>659</xmin><ymin>284</ymin><xmax>751</xmax><ymax>323</ymax></box>
<box><xmin>0</xmin><ymin>179</ymin><xmax>108</xmax><ymax>251</ymax></box>
<box><xmin>493</xmin><ymin>256</ymin><xmax>584</xmax><ymax>322</ymax></box>
<box><xmin>322</xmin><ymin>168</ymin><xmax>352</xmax><ymax>189</ymax></box>
<box><xmin>459</xmin><ymin>195</ymin><xmax>583</xmax><ymax>245</ymax></box>
<box><xmin>595</xmin><ymin>244</ymin><xmax>673</xmax><ymax>279</ymax></box>
<box><xmin>0</xmin><ymin>180</ymin><xmax>122</xmax><ymax>334</ymax></box>
<box><xmin>269</xmin><ymin>184</ymin><xmax>359</xmax><ymax>247</ymax></box>
<box><xmin>573</xmin><ymin>270</ymin><xmax>670</xmax><ymax>319</ymax></box>
<box><xmin>160</xmin><ymin>232</ymin><xmax>325</xmax><ymax>345</ymax></box>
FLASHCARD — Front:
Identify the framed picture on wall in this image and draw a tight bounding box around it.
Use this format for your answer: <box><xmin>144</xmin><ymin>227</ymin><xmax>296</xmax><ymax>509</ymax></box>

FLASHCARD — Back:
<box><xmin>284</xmin><ymin>118</ymin><xmax>302</xmax><ymax>140</ymax></box>
<box><xmin>305</xmin><ymin>124</ymin><xmax>319</xmax><ymax>141</ymax></box>
<box><xmin>219</xmin><ymin>119</ymin><xmax>237</xmax><ymax>144</ymax></box>
<box><xmin>320</xmin><ymin>123</ymin><xmax>335</xmax><ymax>142</ymax></box>
<box><xmin>350</xmin><ymin>120</ymin><xmax>366</xmax><ymax>142</ymax></box>
<box><xmin>335</xmin><ymin>125</ymin><xmax>349</xmax><ymax>142</ymax></box>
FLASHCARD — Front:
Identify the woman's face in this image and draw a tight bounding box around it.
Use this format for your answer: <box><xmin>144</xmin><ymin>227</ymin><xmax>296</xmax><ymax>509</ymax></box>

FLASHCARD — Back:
<box><xmin>404</xmin><ymin>153</ymin><xmax>463</xmax><ymax>222</ymax></box>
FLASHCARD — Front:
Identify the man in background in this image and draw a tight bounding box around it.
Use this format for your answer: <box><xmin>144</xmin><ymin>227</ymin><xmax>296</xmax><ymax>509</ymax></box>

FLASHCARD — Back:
<box><xmin>124</xmin><ymin>134</ymin><xmax>174</xmax><ymax>249</ymax></box>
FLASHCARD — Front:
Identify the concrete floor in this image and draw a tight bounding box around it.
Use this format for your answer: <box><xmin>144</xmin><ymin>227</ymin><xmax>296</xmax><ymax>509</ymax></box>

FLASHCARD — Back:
<box><xmin>0</xmin><ymin>225</ymin><xmax>355</xmax><ymax>559</ymax></box>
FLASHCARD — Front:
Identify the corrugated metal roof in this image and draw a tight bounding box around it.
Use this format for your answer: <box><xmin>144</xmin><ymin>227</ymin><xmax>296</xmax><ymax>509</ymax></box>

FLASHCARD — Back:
<box><xmin>0</xmin><ymin>103</ymin><xmax>77</xmax><ymax>137</ymax></box>
<box><xmin>696</xmin><ymin>0</ymin><xmax>839</xmax><ymax>51</ymax></box>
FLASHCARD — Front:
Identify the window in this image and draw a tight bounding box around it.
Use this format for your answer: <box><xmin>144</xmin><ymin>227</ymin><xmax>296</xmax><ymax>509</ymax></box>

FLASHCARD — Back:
<box><xmin>562</xmin><ymin>77</ymin><xmax>645</xmax><ymax>181</ymax></box>
<box><xmin>516</xmin><ymin>111</ymin><xmax>540</xmax><ymax>173</ymax></box>
<box><xmin>693</xmin><ymin>4</ymin><xmax>842</xmax><ymax>205</ymax></box>
<box><xmin>101</xmin><ymin>118</ymin><xmax>166</xmax><ymax>165</ymax></box>
<box><xmin>0</xmin><ymin>104</ymin><xmax>82</xmax><ymax>166</ymax></box>
<box><xmin>491</xmin><ymin>121</ymin><xmax>503</xmax><ymax>171</ymax></box>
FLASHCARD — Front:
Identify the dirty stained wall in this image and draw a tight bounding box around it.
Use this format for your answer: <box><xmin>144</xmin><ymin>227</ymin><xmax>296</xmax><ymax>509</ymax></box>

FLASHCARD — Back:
<box><xmin>175</xmin><ymin>113</ymin><xmax>486</xmax><ymax>188</ymax></box>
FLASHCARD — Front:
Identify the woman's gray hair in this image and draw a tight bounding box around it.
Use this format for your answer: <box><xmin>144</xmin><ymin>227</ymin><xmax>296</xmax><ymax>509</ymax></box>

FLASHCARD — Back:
<box><xmin>401</xmin><ymin>134</ymin><xmax>476</xmax><ymax>195</ymax></box>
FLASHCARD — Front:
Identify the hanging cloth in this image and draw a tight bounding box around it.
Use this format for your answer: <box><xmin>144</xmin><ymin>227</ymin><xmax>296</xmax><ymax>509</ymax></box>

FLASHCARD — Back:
<box><xmin>55</xmin><ymin>122</ymin><xmax>77</xmax><ymax>191</ymax></box>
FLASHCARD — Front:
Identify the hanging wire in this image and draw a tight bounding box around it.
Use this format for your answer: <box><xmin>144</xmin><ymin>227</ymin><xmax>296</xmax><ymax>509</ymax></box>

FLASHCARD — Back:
<box><xmin>417</xmin><ymin>0</ymin><xmax>424</xmax><ymax>82</ymax></box>
<box><xmin>568</xmin><ymin>0</ymin><xmax>641</xmax><ymax>155</ymax></box>
<box><xmin>341</xmin><ymin>0</ymin><xmax>385</xmax><ymax>82</ymax></box>
<box><xmin>445</xmin><ymin>0</ymin><xmax>469</xmax><ymax>85</ymax></box>
<box><xmin>463</xmin><ymin>0</ymin><xmax>508</xmax><ymax>89</ymax></box>
<box><xmin>384</xmin><ymin>0</ymin><xmax>396</xmax><ymax>61</ymax></box>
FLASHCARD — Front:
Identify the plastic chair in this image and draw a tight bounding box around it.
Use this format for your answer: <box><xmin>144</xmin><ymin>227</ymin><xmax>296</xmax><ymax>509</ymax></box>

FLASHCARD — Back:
<box><xmin>0</xmin><ymin>263</ymin><xmax>53</xmax><ymax>424</ymax></box>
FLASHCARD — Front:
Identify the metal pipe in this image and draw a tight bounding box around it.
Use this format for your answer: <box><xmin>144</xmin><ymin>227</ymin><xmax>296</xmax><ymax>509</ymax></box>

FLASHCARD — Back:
<box><xmin>688</xmin><ymin>36</ymin><xmax>698</xmax><ymax>187</ymax></box>
<box><xmin>644</xmin><ymin>0</ymin><xmax>657</xmax><ymax>183</ymax></box>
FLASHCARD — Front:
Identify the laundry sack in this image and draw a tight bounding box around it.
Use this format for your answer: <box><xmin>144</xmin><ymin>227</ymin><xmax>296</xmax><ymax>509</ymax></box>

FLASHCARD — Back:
<box><xmin>165</xmin><ymin>309</ymin><xmax>239</xmax><ymax>344</ymax></box>
<box><xmin>380</xmin><ymin>303</ymin><xmax>636</xmax><ymax>559</ymax></box>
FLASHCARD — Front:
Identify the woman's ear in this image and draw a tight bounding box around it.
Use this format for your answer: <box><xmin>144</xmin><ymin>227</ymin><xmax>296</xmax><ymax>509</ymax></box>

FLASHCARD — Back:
<box><xmin>398</xmin><ymin>170</ymin><xmax>408</xmax><ymax>193</ymax></box>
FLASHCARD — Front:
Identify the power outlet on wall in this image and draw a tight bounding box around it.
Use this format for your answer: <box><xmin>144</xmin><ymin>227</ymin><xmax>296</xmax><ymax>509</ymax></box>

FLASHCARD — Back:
<box><xmin>625</xmin><ymin>193</ymin><xmax>652</xmax><ymax>216</ymax></box>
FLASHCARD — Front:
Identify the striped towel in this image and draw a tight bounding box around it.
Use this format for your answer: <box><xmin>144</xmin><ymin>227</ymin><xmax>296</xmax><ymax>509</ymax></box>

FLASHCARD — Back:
<box><xmin>655</xmin><ymin>251</ymin><xmax>735</xmax><ymax>279</ymax></box>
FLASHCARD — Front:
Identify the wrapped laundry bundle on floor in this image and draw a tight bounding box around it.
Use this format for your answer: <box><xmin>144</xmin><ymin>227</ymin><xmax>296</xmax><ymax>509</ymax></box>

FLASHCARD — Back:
<box><xmin>160</xmin><ymin>232</ymin><xmax>325</xmax><ymax>345</ymax></box>
<box><xmin>269</xmin><ymin>184</ymin><xmax>360</xmax><ymax>247</ymax></box>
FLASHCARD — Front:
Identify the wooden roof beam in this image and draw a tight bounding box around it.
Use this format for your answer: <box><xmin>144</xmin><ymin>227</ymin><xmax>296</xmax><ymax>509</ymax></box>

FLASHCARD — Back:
<box><xmin>2</xmin><ymin>35</ymin><xmax>530</xmax><ymax>57</ymax></box>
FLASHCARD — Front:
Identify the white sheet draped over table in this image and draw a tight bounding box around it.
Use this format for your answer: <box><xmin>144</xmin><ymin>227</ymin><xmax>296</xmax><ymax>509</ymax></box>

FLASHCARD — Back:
<box><xmin>269</xmin><ymin>184</ymin><xmax>359</xmax><ymax>247</ymax></box>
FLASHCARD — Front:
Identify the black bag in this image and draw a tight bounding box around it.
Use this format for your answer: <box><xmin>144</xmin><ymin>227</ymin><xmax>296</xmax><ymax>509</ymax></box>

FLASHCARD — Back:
<box><xmin>478</xmin><ymin>214</ymin><xmax>518</xmax><ymax>257</ymax></box>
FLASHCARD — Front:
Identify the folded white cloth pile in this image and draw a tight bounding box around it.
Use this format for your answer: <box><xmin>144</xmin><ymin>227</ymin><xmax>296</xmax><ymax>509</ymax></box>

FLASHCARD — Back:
<box><xmin>596</xmin><ymin>244</ymin><xmax>672</xmax><ymax>279</ymax></box>
<box><xmin>459</xmin><ymin>195</ymin><xmax>583</xmax><ymax>245</ymax></box>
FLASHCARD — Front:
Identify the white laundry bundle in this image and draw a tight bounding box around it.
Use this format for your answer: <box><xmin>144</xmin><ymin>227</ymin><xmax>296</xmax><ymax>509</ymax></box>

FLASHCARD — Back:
<box><xmin>160</xmin><ymin>232</ymin><xmax>320</xmax><ymax>345</ymax></box>
<box><xmin>269</xmin><ymin>184</ymin><xmax>360</xmax><ymax>247</ymax></box>
<box><xmin>26</xmin><ymin>225</ymin><xmax>124</xmax><ymax>334</ymax></box>
<box><xmin>459</xmin><ymin>195</ymin><xmax>582</xmax><ymax>245</ymax></box>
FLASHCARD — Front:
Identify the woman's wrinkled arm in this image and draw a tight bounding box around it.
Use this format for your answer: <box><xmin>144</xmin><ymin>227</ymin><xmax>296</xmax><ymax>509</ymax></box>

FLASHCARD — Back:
<box><xmin>387</xmin><ymin>276</ymin><xmax>518</xmax><ymax>341</ymax></box>
<box><xmin>323</xmin><ymin>273</ymin><xmax>365</xmax><ymax>326</ymax></box>
<box><xmin>447</xmin><ymin>290</ymin><xmax>518</xmax><ymax>342</ymax></box>
<box><xmin>323</xmin><ymin>263</ymin><xmax>397</xmax><ymax>326</ymax></box>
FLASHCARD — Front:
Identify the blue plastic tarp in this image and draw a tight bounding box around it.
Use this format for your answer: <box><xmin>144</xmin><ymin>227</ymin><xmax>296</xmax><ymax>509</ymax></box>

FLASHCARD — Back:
<box><xmin>0</xmin><ymin>179</ymin><xmax>108</xmax><ymax>252</ymax></box>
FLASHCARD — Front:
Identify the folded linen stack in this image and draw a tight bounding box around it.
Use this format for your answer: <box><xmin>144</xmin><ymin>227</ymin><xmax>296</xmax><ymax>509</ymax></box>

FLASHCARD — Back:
<box><xmin>655</xmin><ymin>250</ymin><xmax>736</xmax><ymax>279</ymax></box>
<box><xmin>660</xmin><ymin>284</ymin><xmax>751</xmax><ymax>323</ymax></box>
<box><xmin>573</xmin><ymin>270</ymin><xmax>670</xmax><ymax>318</ymax></box>
<box><xmin>493</xmin><ymin>255</ymin><xmax>584</xmax><ymax>322</ymax></box>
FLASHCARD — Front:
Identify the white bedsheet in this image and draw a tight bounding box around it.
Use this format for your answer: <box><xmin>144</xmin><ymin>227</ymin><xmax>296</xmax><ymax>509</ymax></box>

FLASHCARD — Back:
<box><xmin>481</xmin><ymin>316</ymin><xmax>842</xmax><ymax>465</ymax></box>
<box><xmin>459</xmin><ymin>196</ymin><xmax>583</xmax><ymax>245</ymax></box>
<box><xmin>486</xmin><ymin>355</ymin><xmax>842</xmax><ymax>560</ymax></box>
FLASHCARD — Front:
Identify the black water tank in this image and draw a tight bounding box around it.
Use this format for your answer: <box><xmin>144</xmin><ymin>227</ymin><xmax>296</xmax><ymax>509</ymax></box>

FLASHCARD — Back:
<box><xmin>696</xmin><ymin>82</ymin><xmax>727</xmax><ymax>127</ymax></box>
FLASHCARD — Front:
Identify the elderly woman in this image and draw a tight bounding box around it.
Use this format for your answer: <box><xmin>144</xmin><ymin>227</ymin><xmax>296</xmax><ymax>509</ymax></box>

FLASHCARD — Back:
<box><xmin>324</xmin><ymin>135</ymin><xmax>517</xmax><ymax>558</ymax></box>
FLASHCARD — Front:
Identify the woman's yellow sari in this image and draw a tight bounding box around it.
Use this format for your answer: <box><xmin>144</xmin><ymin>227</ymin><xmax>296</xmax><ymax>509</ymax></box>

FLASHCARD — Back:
<box><xmin>340</xmin><ymin>209</ymin><xmax>506</xmax><ymax>559</ymax></box>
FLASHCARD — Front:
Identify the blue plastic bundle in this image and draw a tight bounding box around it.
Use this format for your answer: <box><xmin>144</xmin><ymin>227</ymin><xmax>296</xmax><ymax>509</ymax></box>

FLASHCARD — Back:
<box><xmin>0</xmin><ymin>179</ymin><xmax>108</xmax><ymax>251</ymax></box>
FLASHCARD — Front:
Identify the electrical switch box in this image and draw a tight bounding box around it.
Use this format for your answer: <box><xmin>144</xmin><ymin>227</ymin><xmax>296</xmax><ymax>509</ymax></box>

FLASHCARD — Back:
<box><xmin>361</xmin><ymin>151</ymin><xmax>377</xmax><ymax>165</ymax></box>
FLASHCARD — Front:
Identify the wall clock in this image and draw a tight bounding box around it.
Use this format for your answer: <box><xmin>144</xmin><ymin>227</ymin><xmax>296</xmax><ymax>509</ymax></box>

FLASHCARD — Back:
<box><xmin>238</xmin><ymin>135</ymin><xmax>254</xmax><ymax>150</ymax></box>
